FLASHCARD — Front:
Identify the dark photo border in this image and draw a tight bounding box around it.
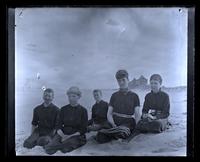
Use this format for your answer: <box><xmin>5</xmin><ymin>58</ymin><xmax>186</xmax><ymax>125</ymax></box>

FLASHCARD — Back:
<box><xmin>3</xmin><ymin>0</ymin><xmax>197</xmax><ymax>160</ymax></box>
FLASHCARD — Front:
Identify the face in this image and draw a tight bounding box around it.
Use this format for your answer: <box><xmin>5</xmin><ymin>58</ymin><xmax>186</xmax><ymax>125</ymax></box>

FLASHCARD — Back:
<box><xmin>68</xmin><ymin>93</ymin><xmax>80</xmax><ymax>105</ymax></box>
<box><xmin>150</xmin><ymin>79</ymin><xmax>161</xmax><ymax>93</ymax></box>
<box><xmin>43</xmin><ymin>92</ymin><xmax>54</xmax><ymax>104</ymax></box>
<box><xmin>117</xmin><ymin>77</ymin><xmax>129</xmax><ymax>89</ymax></box>
<box><xmin>93</xmin><ymin>91</ymin><xmax>102</xmax><ymax>102</ymax></box>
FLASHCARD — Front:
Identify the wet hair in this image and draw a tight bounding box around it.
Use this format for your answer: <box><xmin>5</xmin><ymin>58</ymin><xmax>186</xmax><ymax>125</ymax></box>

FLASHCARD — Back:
<box><xmin>93</xmin><ymin>89</ymin><xmax>102</xmax><ymax>96</ymax></box>
<box><xmin>150</xmin><ymin>74</ymin><xmax>162</xmax><ymax>84</ymax></box>
<box><xmin>115</xmin><ymin>69</ymin><xmax>129</xmax><ymax>80</ymax></box>
<box><xmin>67</xmin><ymin>86</ymin><xmax>82</xmax><ymax>97</ymax></box>
<box><xmin>44</xmin><ymin>88</ymin><xmax>54</xmax><ymax>94</ymax></box>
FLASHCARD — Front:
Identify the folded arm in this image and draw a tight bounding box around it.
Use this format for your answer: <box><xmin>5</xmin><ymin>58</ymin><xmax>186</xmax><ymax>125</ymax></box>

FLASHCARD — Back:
<box><xmin>107</xmin><ymin>106</ymin><xmax>117</xmax><ymax>127</ymax></box>
<box><xmin>134</xmin><ymin>106</ymin><xmax>141</xmax><ymax>124</ymax></box>
<box><xmin>57</xmin><ymin>129</ymin><xmax>80</xmax><ymax>142</ymax></box>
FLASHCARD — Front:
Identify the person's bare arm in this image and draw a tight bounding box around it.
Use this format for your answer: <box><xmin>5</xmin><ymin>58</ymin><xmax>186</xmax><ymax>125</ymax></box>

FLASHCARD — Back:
<box><xmin>57</xmin><ymin>129</ymin><xmax>80</xmax><ymax>141</ymax></box>
<box><xmin>52</xmin><ymin>129</ymin><xmax>56</xmax><ymax>136</ymax></box>
<box><xmin>107</xmin><ymin>106</ymin><xmax>116</xmax><ymax>127</ymax></box>
<box><xmin>134</xmin><ymin>106</ymin><xmax>141</xmax><ymax>124</ymax></box>
<box><xmin>147</xmin><ymin>113</ymin><xmax>157</xmax><ymax>120</ymax></box>
<box><xmin>142</xmin><ymin>113</ymin><xmax>148</xmax><ymax>118</ymax></box>
<box><xmin>57</xmin><ymin>129</ymin><xmax>65</xmax><ymax>137</ymax></box>
<box><xmin>57</xmin><ymin>129</ymin><xmax>80</xmax><ymax>142</ymax></box>
<box><xmin>62</xmin><ymin>132</ymin><xmax>80</xmax><ymax>141</ymax></box>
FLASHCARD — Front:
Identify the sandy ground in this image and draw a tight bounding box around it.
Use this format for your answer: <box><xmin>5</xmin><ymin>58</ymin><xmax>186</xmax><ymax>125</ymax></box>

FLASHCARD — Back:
<box><xmin>15</xmin><ymin>88</ymin><xmax>187</xmax><ymax>156</ymax></box>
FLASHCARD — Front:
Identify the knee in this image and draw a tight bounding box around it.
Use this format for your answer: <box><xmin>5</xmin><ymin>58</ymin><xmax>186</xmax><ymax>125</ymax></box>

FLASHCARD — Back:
<box><xmin>151</xmin><ymin>121</ymin><xmax>163</xmax><ymax>133</ymax></box>
<box><xmin>44</xmin><ymin>144</ymin><xmax>58</xmax><ymax>155</ymax></box>
<box><xmin>37</xmin><ymin>137</ymin><xmax>51</xmax><ymax>146</ymax></box>
<box><xmin>60</xmin><ymin>147</ymin><xmax>73</xmax><ymax>154</ymax></box>
<box><xmin>136</xmin><ymin>120</ymin><xmax>148</xmax><ymax>132</ymax></box>
<box><xmin>23</xmin><ymin>139</ymin><xmax>36</xmax><ymax>149</ymax></box>
<box><xmin>136</xmin><ymin>120</ymin><xmax>145</xmax><ymax>127</ymax></box>
<box><xmin>79</xmin><ymin>137</ymin><xmax>87</xmax><ymax>146</ymax></box>
<box><xmin>96</xmin><ymin>132</ymin><xmax>111</xmax><ymax>144</ymax></box>
<box><xmin>45</xmin><ymin>148</ymin><xmax>57</xmax><ymax>155</ymax></box>
<box><xmin>103</xmin><ymin>122</ymin><xmax>113</xmax><ymax>129</ymax></box>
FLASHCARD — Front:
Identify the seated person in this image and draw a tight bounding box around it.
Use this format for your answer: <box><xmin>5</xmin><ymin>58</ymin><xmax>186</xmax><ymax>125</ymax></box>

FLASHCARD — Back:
<box><xmin>23</xmin><ymin>88</ymin><xmax>59</xmax><ymax>149</ymax></box>
<box><xmin>136</xmin><ymin>74</ymin><xmax>170</xmax><ymax>133</ymax></box>
<box><xmin>87</xmin><ymin>89</ymin><xmax>111</xmax><ymax>132</ymax></box>
<box><xmin>44</xmin><ymin>86</ymin><xmax>88</xmax><ymax>155</ymax></box>
<box><xmin>96</xmin><ymin>70</ymin><xmax>141</xmax><ymax>143</ymax></box>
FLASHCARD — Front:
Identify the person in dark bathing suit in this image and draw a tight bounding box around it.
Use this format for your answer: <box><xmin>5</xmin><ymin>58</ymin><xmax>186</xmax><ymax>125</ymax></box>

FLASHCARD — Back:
<box><xmin>23</xmin><ymin>88</ymin><xmax>59</xmax><ymax>149</ymax></box>
<box><xmin>96</xmin><ymin>70</ymin><xmax>141</xmax><ymax>143</ymax></box>
<box><xmin>88</xmin><ymin>89</ymin><xmax>111</xmax><ymax>132</ymax></box>
<box><xmin>44</xmin><ymin>86</ymin><xmax>88</xmax><ymax>155</ymax></box>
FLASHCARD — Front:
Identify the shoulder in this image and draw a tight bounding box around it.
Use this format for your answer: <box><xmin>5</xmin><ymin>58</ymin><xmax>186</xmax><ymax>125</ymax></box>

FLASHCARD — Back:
<box><xmin>113</xmin><ymin>90</ymin><xmax>120</xmax><ymax>96</ymax></box>
<box><xmin>34</xmin><ymin>104</ymin><xmax>43</xmax><ymax>112</ymax></box>
<box><xmin>160</xmin><ymin>91</ymin><xmax>169</xmax><ymax>98</ymax></box>
<box><xmin>145</xmin><ymin>92</ymin><xmax>152</xmax><ymax>98</ymax></box>
<box><xmin>111</xmin><ymin>91</ymin><xmax>120</xmax><ymax>98</ymax></box>
<box><xmin>92</xmin><ymin>103</ymin><xmax>97</xmax><ymax>109</ymax></box>
<box><xmin>128</xmin><ymin>91</ymin><xmax>139</xmax><ymax>98</ymax></box>
<box><xmin>78</xmin><ymin>105</ymin><xmax>88</xmax><ymax>113</ymax></box>
<box><xmin>101</xmin><ymin>100</ymin><xmax>109</xmax><ymax>105</ymax></box>
<box><xmin>51</xmin><ymin>104</ymin><xmax>60</xmax><ymax>111</ymax></box>
<box><xmin>60</xmin><ymin>105</ymin><xmax>69</xmax><ymax>111</ymax></box>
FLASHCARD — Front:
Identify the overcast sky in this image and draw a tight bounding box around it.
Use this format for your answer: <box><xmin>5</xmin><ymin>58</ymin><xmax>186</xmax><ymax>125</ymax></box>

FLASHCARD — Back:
<box><xmin>15</xmin><ymin>8</ymin><xmax>188</xmax><ymax>90</ymax></box>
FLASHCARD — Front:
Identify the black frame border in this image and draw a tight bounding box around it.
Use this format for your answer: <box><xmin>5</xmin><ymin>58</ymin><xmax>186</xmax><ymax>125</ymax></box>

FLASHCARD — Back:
<box><xmin>3</xmin><ymin>0</ymin><xmax>197</xmax><ymax>159</ymax></box>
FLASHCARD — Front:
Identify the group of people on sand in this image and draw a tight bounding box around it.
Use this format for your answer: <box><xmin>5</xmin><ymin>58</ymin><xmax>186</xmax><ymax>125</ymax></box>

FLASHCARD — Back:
<box><xmin>23</xmin><ymin>69</ymin><xmax>170</xmax><ymax>155</ymax></box>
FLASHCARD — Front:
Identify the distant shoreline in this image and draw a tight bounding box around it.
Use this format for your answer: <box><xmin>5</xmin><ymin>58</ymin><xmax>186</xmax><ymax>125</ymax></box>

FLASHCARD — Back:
<box><xmin>15</xmin><ymin>85</ymin><xmax>187</xmax><ymax>93</ymax></box>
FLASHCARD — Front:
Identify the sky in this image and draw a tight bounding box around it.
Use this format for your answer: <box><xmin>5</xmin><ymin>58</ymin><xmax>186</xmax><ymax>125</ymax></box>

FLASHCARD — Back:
<box><xmin>15</xmin><ymin>8</ymin><xmax>188</xmax><ymax>90</ymax></box>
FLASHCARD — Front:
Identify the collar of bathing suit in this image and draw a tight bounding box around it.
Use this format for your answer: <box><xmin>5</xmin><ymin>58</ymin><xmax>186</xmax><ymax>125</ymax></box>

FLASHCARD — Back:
<box><xmin>43</xmin><ymin>102</ymin><xmax>52</xmax><ymax>108</ymax></box>
<box><xmin>151</xmin><ymin>88</ymin><xmax>162</xmax><ymax>94</ymax></box>
<box><xmin>119</xmin><ymin>88</ymin><xmax>130</xmax><ymax>94</ymax></box>
<box><xmin>96</xmin><ymin>100</ymin><xmax>102</xmax><ymax>104</ymax></box>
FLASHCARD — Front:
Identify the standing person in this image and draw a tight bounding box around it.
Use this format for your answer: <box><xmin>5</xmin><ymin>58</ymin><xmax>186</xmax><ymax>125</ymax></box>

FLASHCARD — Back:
<box><xmin>23</xmin><ymin>88</ymin><xmax>59</xmax><ymax>149</ymax></box>
<box><xmin>44</xmin><ymin>86</ymin><xmax>88</xmax><ymax>155</ymax></box>
<box><xmin>87</xmin><ymin>89</ymin><xmax>111</xmax><ymax>132</ymax></box>
<box><xmin>96</xmin><ymin>70</ymin><xmax>141</xmax><ymax>143</ymax></box>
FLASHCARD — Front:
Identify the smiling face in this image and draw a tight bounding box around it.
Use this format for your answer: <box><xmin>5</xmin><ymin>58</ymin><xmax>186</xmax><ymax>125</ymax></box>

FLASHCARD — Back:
<box><xmin>43</xmin><ymin>91</ymin><xmax>54</xmax><ymax>105</ymax></box>
<box><xmin>68</xmin><ymin>93</ymin><xmax>80</xmax><ymax>106</ymax></box>
<box><xmin>117</xmin><ymin>77</ymin><xmax>129</xmax><ymax>89</ymax></box>
<box><xmin>150</xmin><ymin>79</ymin><xmax>161</xmax><ymax>93</ymax></box>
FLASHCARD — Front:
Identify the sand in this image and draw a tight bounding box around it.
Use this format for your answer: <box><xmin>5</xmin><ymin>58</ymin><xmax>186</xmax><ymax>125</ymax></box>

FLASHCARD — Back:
<box><xmin>15</xmin><ymin>88</ymin><xmax>187</xmax><ymax>156</ymax></box>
